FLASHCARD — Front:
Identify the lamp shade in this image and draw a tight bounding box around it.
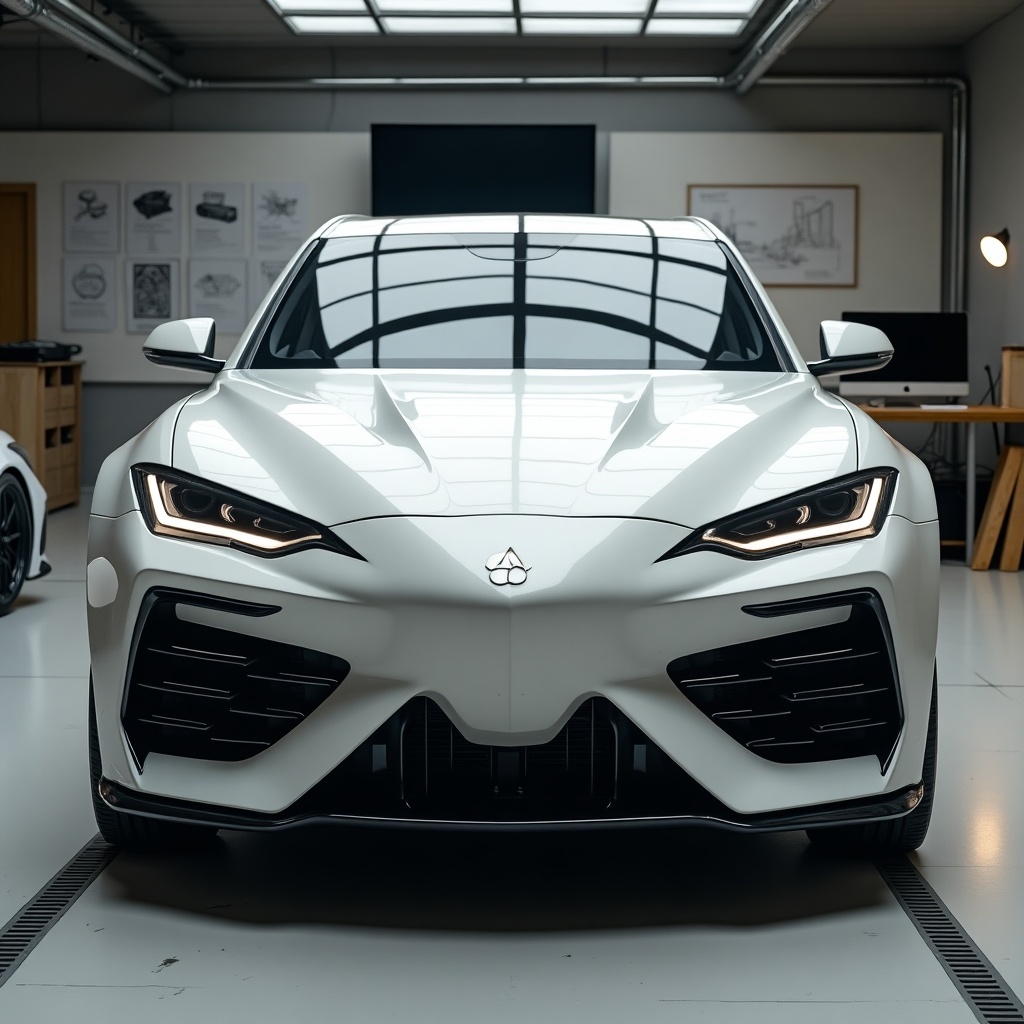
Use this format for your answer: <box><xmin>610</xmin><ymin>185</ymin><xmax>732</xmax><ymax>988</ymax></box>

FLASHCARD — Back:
<box><xmin>981</xmin><ymin>228</ymin><xmax>1010</xmax><ymax>268</ymax></box>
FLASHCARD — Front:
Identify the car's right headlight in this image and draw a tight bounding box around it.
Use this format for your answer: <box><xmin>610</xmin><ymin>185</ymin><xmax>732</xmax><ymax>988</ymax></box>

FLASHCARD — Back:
<box><xmin>132</xmin><ymin>464</ymin><xmax>364</xmax><ymax>560</ymax></box>
<box><xmin>658</xmin><ymin>468</ymin><xmax>897</xmax><ymax>561</ymax></box>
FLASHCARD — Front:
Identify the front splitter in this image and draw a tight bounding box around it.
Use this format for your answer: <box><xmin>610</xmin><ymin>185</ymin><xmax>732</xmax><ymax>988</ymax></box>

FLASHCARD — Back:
<box><xmin>99</xmin><ymin>777</ymin><xmax>924</xmax><ymax>835</ymax></box>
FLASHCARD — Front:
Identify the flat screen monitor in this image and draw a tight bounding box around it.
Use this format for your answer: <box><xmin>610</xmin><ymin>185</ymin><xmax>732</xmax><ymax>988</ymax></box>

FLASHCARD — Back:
<box><xmin>371</xmin><ymin>124</ymin><xmax>596</xmax><ymax>217</ymax></box>
<box><xmin>837</xmin><ymin>311</ymin><xmax>969</xmax><ymax>399</ymax></box>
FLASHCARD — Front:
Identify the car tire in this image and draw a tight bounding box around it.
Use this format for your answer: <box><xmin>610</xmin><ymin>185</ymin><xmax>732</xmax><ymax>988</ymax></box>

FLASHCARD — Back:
<box><xmin>806</xmin><ymin>672</ymin><xmax>937</xmax><ymax>857</ymax></box>
<box><xmin>89</xmin><ymin>680</ymin><xmax>219</xmax><ymax>854</ymax></box>
<box><xmin>0</xmin><ymin>472</ymin><xmax>32</xmax><ymax>616</ymax></box>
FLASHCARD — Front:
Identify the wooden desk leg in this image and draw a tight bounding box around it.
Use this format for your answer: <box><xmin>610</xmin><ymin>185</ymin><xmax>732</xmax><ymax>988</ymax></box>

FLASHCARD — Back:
<box><xmin>1000</xmin><ymin>456</ymin><xmax>1024</xmax><ymax>570</ymax></box>
<box><xmin>972</xmin><ymin>445</ymin><xmax>1024</xmax><ymax>570</ymax></box>
<box><xmin>966</xmin><ymin>421</ymin><xmax>976</xmax><ymax>563</ymax></box>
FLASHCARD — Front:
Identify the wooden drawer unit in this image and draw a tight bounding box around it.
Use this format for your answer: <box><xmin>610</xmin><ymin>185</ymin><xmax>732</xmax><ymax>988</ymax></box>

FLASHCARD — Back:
<box><xmin>0</xmin><ymin>361</ymin><xmax>83</xmax><ymax>510</ymax></box>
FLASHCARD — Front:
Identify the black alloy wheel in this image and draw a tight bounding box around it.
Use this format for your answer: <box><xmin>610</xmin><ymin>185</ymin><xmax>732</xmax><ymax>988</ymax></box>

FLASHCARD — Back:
<box><xmin>0</xmin><ymin>473</ymin><xmax>32</xmax><ymax>615</ymax></box>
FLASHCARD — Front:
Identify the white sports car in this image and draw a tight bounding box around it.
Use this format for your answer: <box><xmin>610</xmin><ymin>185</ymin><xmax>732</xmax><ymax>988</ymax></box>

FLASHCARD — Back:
<box><xmin>88</xmin><ymin>214</ymin><xmax>939</xmax><ymax>856</ymax></box>
<box><xmin>0</xmin><ymin>428</ymin><xmax>49</xmax><ymax>614</ymax></box>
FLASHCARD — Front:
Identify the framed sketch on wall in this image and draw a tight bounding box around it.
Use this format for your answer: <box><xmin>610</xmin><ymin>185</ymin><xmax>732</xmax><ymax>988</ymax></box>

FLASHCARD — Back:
<box><xmin>126</xmin><ymin>258</ymin><xmax>180</xmax><ymax>333</ymax></box>
<box><xmin>687</xmin><ymin>185</ymin><xmax>859</xmax><ymax>287</ymax></box>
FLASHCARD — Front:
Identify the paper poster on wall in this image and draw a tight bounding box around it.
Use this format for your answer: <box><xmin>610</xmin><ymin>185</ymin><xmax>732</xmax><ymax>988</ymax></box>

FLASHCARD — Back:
<box><xmin>126</xmin><ymin>258</ymin><xmax>179</xmax><ymax>334</ymax></box>
<box><xmin>63</xmin><ymin>182</ymin><xmax>120</xmax><ymax>253</ymax></box>
<box><xmin>189</xmin><ymin>259</ymin><xmax>248</xmax><ymax>334</ymax></box>
<box><xmin>253</xmin><ymin>182</ymin><xmax>309</xmax><ymax>255</ymax></box>
<box><xmin>189</xmin><ymin>183</ymin><xmax>246</xmax><ymax>256</ymax></box>
<box><xmin>249</xmin><ymin>257</ymin><xmax>289</xmax><ymax>316</ymax></box>
<box><xmin>687</xmin><ymin>185</ymin><xmax>859</xmax><ymax>287</ymax></box>
<box><xmin>63</xmin><ymin>257</ymin><xmax>117</xmax><ymax>332</ymax></box>
<box><xmin>126</xmin><ymin>182</ymin><xmax>182</xmax><ymax>255</ymax></box>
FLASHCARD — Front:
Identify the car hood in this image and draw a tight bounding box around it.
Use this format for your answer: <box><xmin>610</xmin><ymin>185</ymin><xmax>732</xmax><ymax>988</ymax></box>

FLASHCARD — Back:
<box><xmin>171</xmin><ymin>368</ymin><xmax>858</xmax><ymax>529</ymax></box>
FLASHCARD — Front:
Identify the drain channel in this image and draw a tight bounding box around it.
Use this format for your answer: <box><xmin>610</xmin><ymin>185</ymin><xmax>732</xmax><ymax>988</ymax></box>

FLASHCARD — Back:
<box><xmin>878</xmin><ymin>856</ymin><xmax>1024</xmax><ymax>1023</ymax></box>
<box><xmin>0</xmin><ymin>834</ymin><xmax>117</xmax><ymax>988</ymax></box>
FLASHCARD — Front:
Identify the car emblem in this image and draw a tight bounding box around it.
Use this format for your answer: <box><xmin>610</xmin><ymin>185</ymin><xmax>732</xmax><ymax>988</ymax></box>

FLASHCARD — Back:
<box><xmin>486</xmin><ymin>548</ymin><xmax>530</xmax><ymax>586</ymax></box>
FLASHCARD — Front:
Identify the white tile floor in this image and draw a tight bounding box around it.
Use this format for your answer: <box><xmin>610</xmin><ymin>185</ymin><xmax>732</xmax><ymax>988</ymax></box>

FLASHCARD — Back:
<box><xmin>0</xmin><ymin>499</ymin><xmax>1020</xmax><ymax>1022</ymax></box>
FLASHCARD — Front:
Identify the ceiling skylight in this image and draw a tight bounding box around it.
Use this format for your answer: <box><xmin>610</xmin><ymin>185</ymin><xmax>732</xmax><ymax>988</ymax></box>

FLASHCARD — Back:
<box><xmin>646</xmin><ymin>16</ymin><xmax>745</xmax><ymax>33</ymax></box>
<box><xmin>382</xmin><ymin>15</ymin><xmax>518</xmax><ymax>31</ymax></box>
<box><xmin>522</xmin><ymin>17</ymin><xmax>643</xmax><ymax>33</ymax></box>
<box><xmin>519</xmin><ymin>0</ymin><xmax>650</xmax><ymax>12</ymax></box>
<box><xmin>277</xmin><ymin>0</ymin><xmax>756</xmax><ymax>35</ymax></box>
<box><xmin>271</xmin><ymin>0</ymin><xmax>366</xmax><ymax>11</ymax></box>
<box><xmin>375</xmin><ymin>0</ymin><xmax>513</xmax><ymax>10</ymax></box>
<box><xmin>653</xmin><ymin>0</ymin><xmax>762</xmax><ymax>11</ymax></box>
<box><xmin>285</xmin><ymin>15</ymin><xmax>380</xmax><ymax>31</ymax></box>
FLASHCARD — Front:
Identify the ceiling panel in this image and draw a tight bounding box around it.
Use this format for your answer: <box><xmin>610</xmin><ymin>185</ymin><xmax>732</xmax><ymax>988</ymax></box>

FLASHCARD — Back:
<box><xmin>794</xmin><ymin>0</ymin><xmax>1024</xmax><ymax>48</ymax></box>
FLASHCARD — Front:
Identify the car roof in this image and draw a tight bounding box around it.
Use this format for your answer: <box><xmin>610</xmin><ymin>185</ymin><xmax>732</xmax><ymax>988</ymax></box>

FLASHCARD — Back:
<box><xmin>321</xmin><ymin>213</ymin><xmax>718</xmax><ymax>242</ymax></box>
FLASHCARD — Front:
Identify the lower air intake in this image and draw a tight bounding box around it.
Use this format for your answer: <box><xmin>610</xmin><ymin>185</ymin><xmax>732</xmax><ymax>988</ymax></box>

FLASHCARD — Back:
<box><xmin>122</xmin><ymin>589</ymin><xmax>350</xmax><ymax>766</ymax></box>
<box><xmin>398</xmin><ymin>696</ymin><xmax>618</xmax><ymax>818</ymax></box>
<box><xmin>667</xmin><ymin>590</ymin><xmax>903</xmax><ymax>770</ymax></box>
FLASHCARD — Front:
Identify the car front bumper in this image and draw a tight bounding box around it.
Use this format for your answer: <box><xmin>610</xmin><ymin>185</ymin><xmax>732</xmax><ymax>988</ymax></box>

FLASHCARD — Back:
<box><xmin>88</xmin><ymin>510</ymin><xmax>940</xmax><ymax>822</ymax></box>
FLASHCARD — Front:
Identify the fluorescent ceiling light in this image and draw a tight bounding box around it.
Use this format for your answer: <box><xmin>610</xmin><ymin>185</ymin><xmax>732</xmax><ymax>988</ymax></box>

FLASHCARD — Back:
<box><xmin>654</xmin><ymin>0</ymin><xmax>761</xmax><ymax>12</ymax></box>
<box><xmin>383</xmin><ymin>15</ymin><xmax>516</xmax><ymax>29</ymax></box>
<box><xmin>520</xmin><ymin>0</ymin><xmax>648</xmax><ymax>12</ymax></box>
<box><xmin>522</xmin><ymin>16</ymin><xmax>642</xmax><ymax>32</ymax></box>
<box><xmin>271</xmin><ymin>0</ymin><xmax>367</xmax><ymax>11</ymax></box>
<box><xmin>375</xmin><ymin>0</ymin><xmax>512</xmax><ymax>10</ymax></box>
<box><xmin>645</xmin><ymin>16</ymin><xmax>745</xmax><ymax>33</ymax></box>
<box><xmin>286</xmin><ymin>14</ymin><xmax>380</xmax><ymax>30</ymax></box>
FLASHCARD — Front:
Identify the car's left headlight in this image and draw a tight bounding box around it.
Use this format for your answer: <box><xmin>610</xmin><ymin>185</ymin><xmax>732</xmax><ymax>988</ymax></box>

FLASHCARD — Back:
<box><xmin>132</xmin><ymin>464</ymin><xmax>364</xmax><ymax>560</ymax></box>
<box><xmin>658</xmin><ymin>468</ymin><xmax>897</xmax><ymax>561</ymax></box>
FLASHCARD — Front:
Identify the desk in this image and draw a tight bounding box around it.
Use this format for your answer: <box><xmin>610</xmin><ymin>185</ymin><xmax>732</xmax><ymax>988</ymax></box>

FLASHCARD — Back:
<box><xmin>859</xmin><ymin>405</ymin><xmax>1024</xmax><ymax>563</ymax></box>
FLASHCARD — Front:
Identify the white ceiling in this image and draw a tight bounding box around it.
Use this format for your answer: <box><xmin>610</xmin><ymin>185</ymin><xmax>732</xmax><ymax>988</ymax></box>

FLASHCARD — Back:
<box><xmin>794</xmin><ymin>0</ymin><xmax>1024</xmax><ymax>48</ymax></box>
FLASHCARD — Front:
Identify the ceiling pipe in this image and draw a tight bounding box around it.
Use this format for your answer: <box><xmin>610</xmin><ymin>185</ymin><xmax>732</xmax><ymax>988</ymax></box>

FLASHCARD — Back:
<box><xmin>43</xmin><ymin>0</ymin><xmax>188</xmax><ymax>87</ymax></box>
<box><xmin>0</xmin><ymin>0</ymin><xmax>173</xmax><ymax>93</ymax></box>
<box><xmin>726</xmin><ymin>0</ymin><xmax>837</xmax><ymax>94</ymax></box>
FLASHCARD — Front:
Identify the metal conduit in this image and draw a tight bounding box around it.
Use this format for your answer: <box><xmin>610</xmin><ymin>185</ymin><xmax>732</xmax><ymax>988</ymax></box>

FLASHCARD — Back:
<box><xmin>42</xmin><ymin>0</ymin><xmax>187</xmax><ymax>87</ymax></box>
<box><xmin>0</xmin><ymin>0</ymin><xmax>173</xmax><ymax>93</ymax></box>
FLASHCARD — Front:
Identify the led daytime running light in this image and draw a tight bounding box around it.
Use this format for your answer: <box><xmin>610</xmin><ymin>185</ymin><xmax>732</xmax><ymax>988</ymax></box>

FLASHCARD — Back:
<box><xmin>704</xmin><ymin>478</ymin><xmax>882</xmax><ymax>554</ymax></box>
<box><xmin>145</xmin><ymin>474</ymin><xmax>321</xmax><ymax>551</ymax></box>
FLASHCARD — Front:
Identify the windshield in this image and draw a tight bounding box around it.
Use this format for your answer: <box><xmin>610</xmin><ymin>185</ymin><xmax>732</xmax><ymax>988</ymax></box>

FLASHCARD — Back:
<box><xmin>247</xmin><ymin>228</ymin><xmax>783</xmax><ymax>372</ymax></box>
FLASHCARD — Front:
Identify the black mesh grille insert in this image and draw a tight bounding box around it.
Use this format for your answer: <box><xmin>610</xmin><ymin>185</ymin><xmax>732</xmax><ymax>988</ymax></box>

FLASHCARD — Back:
<box><xmin>398</xmin><ymin>697</ymin><xmax>618</xmax><ymax>817</ymax></box>
<box><xmin>666</xmin><ymin>590</ymin><xmax>902</xmax><ymax>769</ymax></box>
<box><xmin>123</xmin><ymin>590</ymin><xmax>350</xmax><ymax>766</ymax></box>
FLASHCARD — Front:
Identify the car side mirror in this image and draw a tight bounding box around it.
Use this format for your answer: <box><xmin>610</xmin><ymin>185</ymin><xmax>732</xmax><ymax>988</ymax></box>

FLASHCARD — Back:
<box><xmin>143</xmin><ymin>318</ymin><xmax>224</xmax><ymax>374</ymax></box>
<box><xmin>806</xmin><ymin>321</ymin><xmax>893</xmax><ymax>378</ymax></box>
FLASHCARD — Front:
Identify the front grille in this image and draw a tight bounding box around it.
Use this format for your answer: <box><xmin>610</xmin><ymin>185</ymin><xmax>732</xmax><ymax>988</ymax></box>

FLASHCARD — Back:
<box><xmin>399</xmin><ymin>696</ymin><xmax>618</xmax><ymax>816</ymax></box>
<box><xmin>307</xmin><ymin>695</ymin><xmax>719</xmax><ymax>822</ymax></box>
<box><xmin>667</xmin><ymin>590</ymin><xmax>902</xmax><ymax>770</ymax></box>
<box><xmin>122</xmin><ymin>590</ymin><xmax>350</xmax><ymax>766</ymax></box>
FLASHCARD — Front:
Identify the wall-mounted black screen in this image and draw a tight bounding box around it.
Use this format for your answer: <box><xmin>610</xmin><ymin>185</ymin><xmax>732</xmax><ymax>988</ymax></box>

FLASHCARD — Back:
<box><xmin>371</xmin><ymin>124</ymin><xmax>596</xmax><ymax>217</ymax></box>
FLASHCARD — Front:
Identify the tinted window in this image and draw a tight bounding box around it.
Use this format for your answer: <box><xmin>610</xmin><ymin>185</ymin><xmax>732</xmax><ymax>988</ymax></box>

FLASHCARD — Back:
<box><xmin>249</xmin><ymin>229</ymin><xmax>782</xmax><ymax>372</ymax></box>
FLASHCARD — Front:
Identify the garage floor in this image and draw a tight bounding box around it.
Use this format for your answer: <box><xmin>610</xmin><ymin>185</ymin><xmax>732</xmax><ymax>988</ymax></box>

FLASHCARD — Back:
<box><xmin>1</xmin><ymin>501</ymin><xmax>1021</xmax><ymax>1023</ymax></box>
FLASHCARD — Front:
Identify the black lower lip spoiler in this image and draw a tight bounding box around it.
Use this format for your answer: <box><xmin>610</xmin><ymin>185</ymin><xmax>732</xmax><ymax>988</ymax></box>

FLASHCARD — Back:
<box><xmin>98</xmin><ymin>777</ymin><xmax>923</xmax><ymax>835</ymax></box>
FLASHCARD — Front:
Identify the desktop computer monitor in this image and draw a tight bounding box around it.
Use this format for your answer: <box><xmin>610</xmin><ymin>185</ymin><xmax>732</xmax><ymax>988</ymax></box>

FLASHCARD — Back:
<box><xmin>836</xmin><ymin>312</ymin><xmax>969</xmax><ymax>400</ymax></box>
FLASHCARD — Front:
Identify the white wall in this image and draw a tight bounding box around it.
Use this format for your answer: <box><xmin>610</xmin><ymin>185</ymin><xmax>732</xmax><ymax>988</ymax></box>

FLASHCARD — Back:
<box><xmin>967</xmin><ymin>4</ymin><xmax>1024</xmax><ymax>403</ymax></box>
<box><xmin>0</xmin><ymin>132</ymin><xmax>370</xmax><ymax>383</ymax></box>
<box><xmin>609</xmin><ymin>132</ymin><xmax>944</xmax><ymax>359</ymax></box>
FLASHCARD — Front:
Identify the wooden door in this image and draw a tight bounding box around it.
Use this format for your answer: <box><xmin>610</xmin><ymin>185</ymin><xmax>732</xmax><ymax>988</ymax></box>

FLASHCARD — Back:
<box><xmin>0</xmin><ymin>183</ymin><xmax>37</xmax><ymax>343</ymax></box>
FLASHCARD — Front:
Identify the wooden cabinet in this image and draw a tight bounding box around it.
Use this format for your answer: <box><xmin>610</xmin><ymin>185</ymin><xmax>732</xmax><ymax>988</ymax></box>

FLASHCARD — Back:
<box><xmin>0</xmin><ymin>361</ymin><xmax>83</xmax><ymax>510</ymax></box>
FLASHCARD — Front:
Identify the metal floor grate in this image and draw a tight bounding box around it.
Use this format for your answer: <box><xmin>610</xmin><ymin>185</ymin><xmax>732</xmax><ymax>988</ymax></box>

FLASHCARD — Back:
<box><xmin>0</xmin><ymin>834</ymin><xmax>117</xmax><ymax>988</ymax></box>
<box><xmin>878</xmin><ymin>856</ymin><xmax>1024</xmax><ymax>1023</ymax></box>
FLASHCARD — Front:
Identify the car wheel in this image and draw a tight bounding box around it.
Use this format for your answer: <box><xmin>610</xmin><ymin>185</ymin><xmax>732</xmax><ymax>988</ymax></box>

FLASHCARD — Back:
<box><xmin>89</xmin><ymin>679</ymin><xmax>219</xmax><ymax>854</ymax></box>
<box><xmin>0</xmin><ymin>472</ymin><xmax>32</xmax><ymax>616</ymax></box>
<box><xmin>806</xmin><ymin>672</ymin><xmax>937</xmax><ymax>857</ymax></box>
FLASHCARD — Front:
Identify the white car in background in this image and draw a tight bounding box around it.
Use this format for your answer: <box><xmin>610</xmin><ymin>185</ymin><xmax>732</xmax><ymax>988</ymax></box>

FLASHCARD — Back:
<box><xmin>87</xmin><ymin>214</ymin><xmax>940</xmax><ymax>857</ymax></box>
<box><xmin>0</xmin><ymin>429</ymin><xmax>49</xmax><ymax>614</ymax></box>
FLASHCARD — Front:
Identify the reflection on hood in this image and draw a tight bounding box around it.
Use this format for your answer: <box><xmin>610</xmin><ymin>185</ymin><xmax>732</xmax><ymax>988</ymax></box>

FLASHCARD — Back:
<box><xmin>172</xmin><ymin>369</ymin><xmax>856</xmax><ymax>528</ymax></box>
